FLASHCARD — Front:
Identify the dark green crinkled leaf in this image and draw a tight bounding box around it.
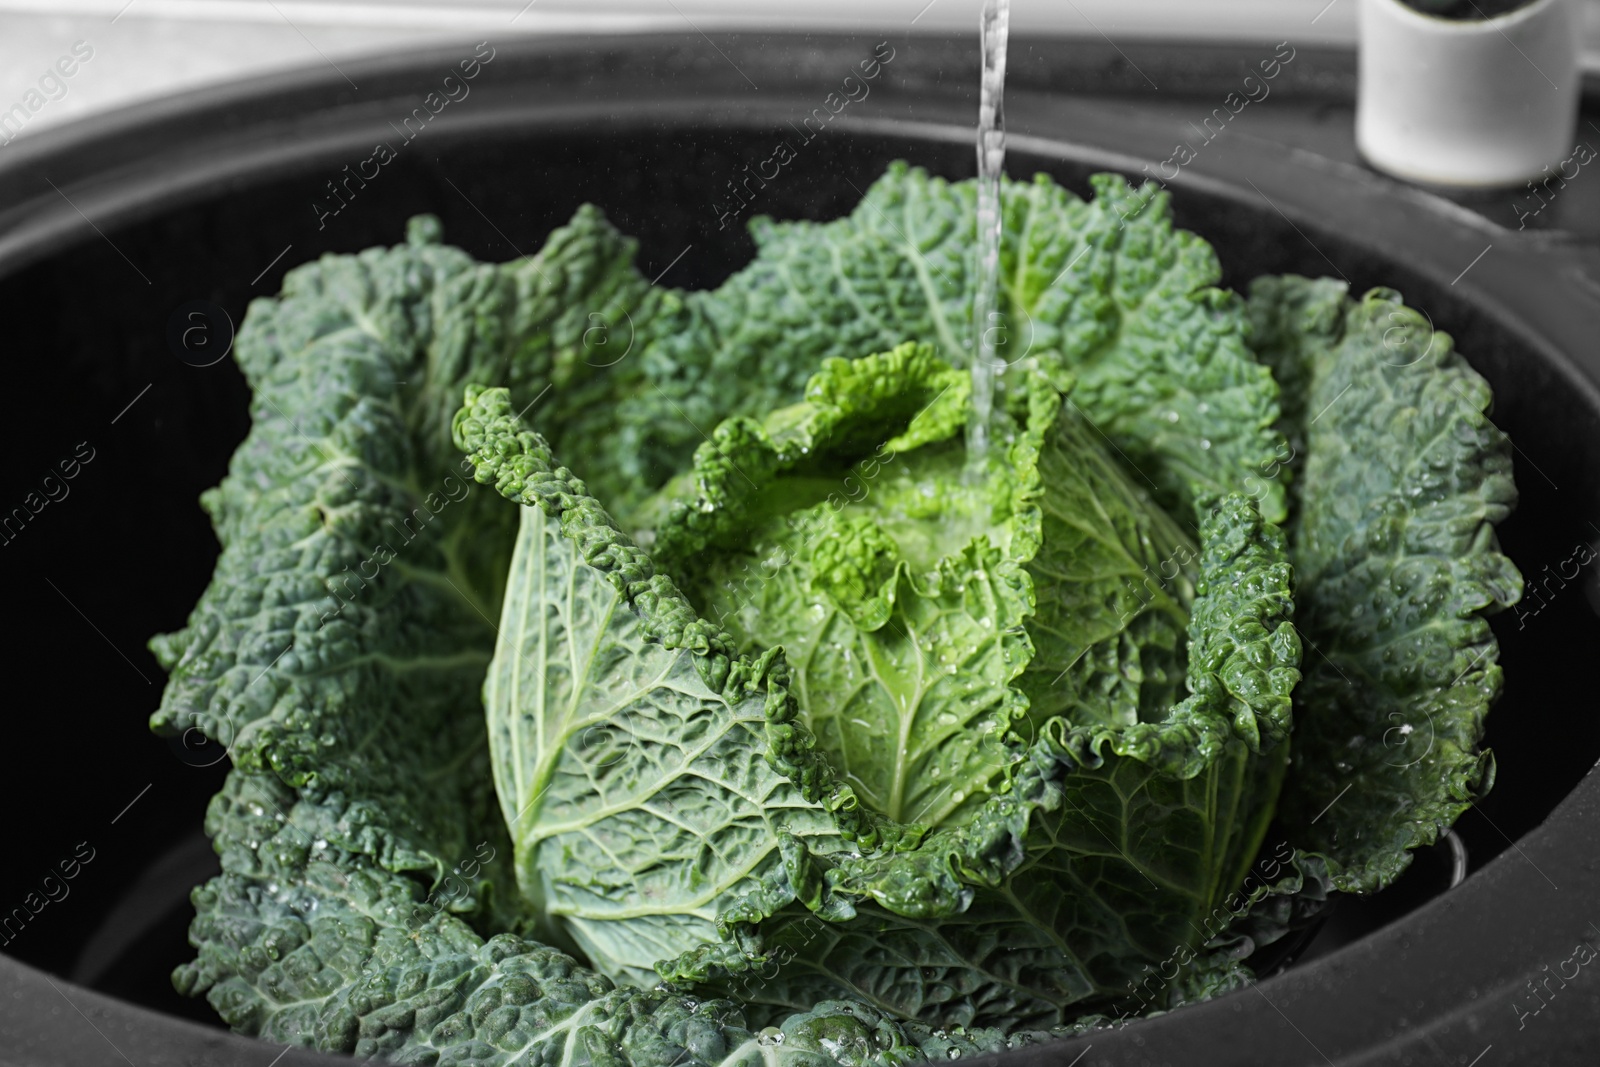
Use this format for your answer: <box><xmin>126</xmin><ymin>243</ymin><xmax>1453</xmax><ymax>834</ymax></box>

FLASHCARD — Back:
<box><xmin>995</xmin><ymin>171</ymin><xmax>1287</xmax><ymax>524</ymax></box>
<box><xmin>186</xmin><ymin>767</ymin><xmax>1038</xmax><ymax>1065</ymax></box>
<box><xmin>149</xmin><ymin>215</ymin><xmax>537</xmax><ymax>910</ymax></box>
<box><xmin>1246</xmin><ymin>277</ymin><xmax>1522</xmax><ymax>892</ymax></box>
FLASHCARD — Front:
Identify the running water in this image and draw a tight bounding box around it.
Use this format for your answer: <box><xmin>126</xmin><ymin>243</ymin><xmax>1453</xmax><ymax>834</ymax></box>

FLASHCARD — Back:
<box><xmin>966</xmin><ymin>0</ymin><xmax>1010</xmax><ymax>473</ymax></box>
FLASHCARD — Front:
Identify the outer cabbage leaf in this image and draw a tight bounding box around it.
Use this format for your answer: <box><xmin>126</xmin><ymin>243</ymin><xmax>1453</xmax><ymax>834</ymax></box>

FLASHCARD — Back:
<box><xmin>1246</xmin><ymin>277</ymin><xmax>1522</xmax><ymax>892</ymax></box>
<box><xmin>996</xmin><ymin>170</ymin><xmax>1287</xmax><ymax>523</ymax></box>
<box><xmin>483</xmin><ymin>501</ymin><xmax>837</xmax><ymax>985</ymax></box>
<box><xmin>147</xmin><ymin>213</ymin><xmax>583</xmax><ymax>915</ymax></box>
<box><xmin>454</xmin><ymin>384</ymin><xmax>871</xmax><ymax>987</ymax></box>
<box><xmin>185</xmin><ymin>768</ymin><xmax>1039</xmax><ymax>1064</ymax></box>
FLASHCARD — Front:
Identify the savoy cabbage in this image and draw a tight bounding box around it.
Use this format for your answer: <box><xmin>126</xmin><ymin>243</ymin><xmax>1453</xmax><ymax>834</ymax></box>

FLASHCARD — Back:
<box><xmin>149</xmin><ymin>164</ymin><xmax>1520</xmax><ymax>1064</ymax></box>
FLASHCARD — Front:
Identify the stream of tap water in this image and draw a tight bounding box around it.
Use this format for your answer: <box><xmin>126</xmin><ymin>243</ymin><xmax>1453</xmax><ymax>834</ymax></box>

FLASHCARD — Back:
<box><xmin>966</xmin><ymin>0</ymin><xmax>1010</xmax><ymax>472</ymax></box>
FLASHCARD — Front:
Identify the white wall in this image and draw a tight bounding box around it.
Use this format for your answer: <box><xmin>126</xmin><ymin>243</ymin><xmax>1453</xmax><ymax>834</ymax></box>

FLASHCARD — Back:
<box><xmin>0</xmin><ymin>0</ymin><xmax>1587</xmax><ymax>144</ymax></box>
